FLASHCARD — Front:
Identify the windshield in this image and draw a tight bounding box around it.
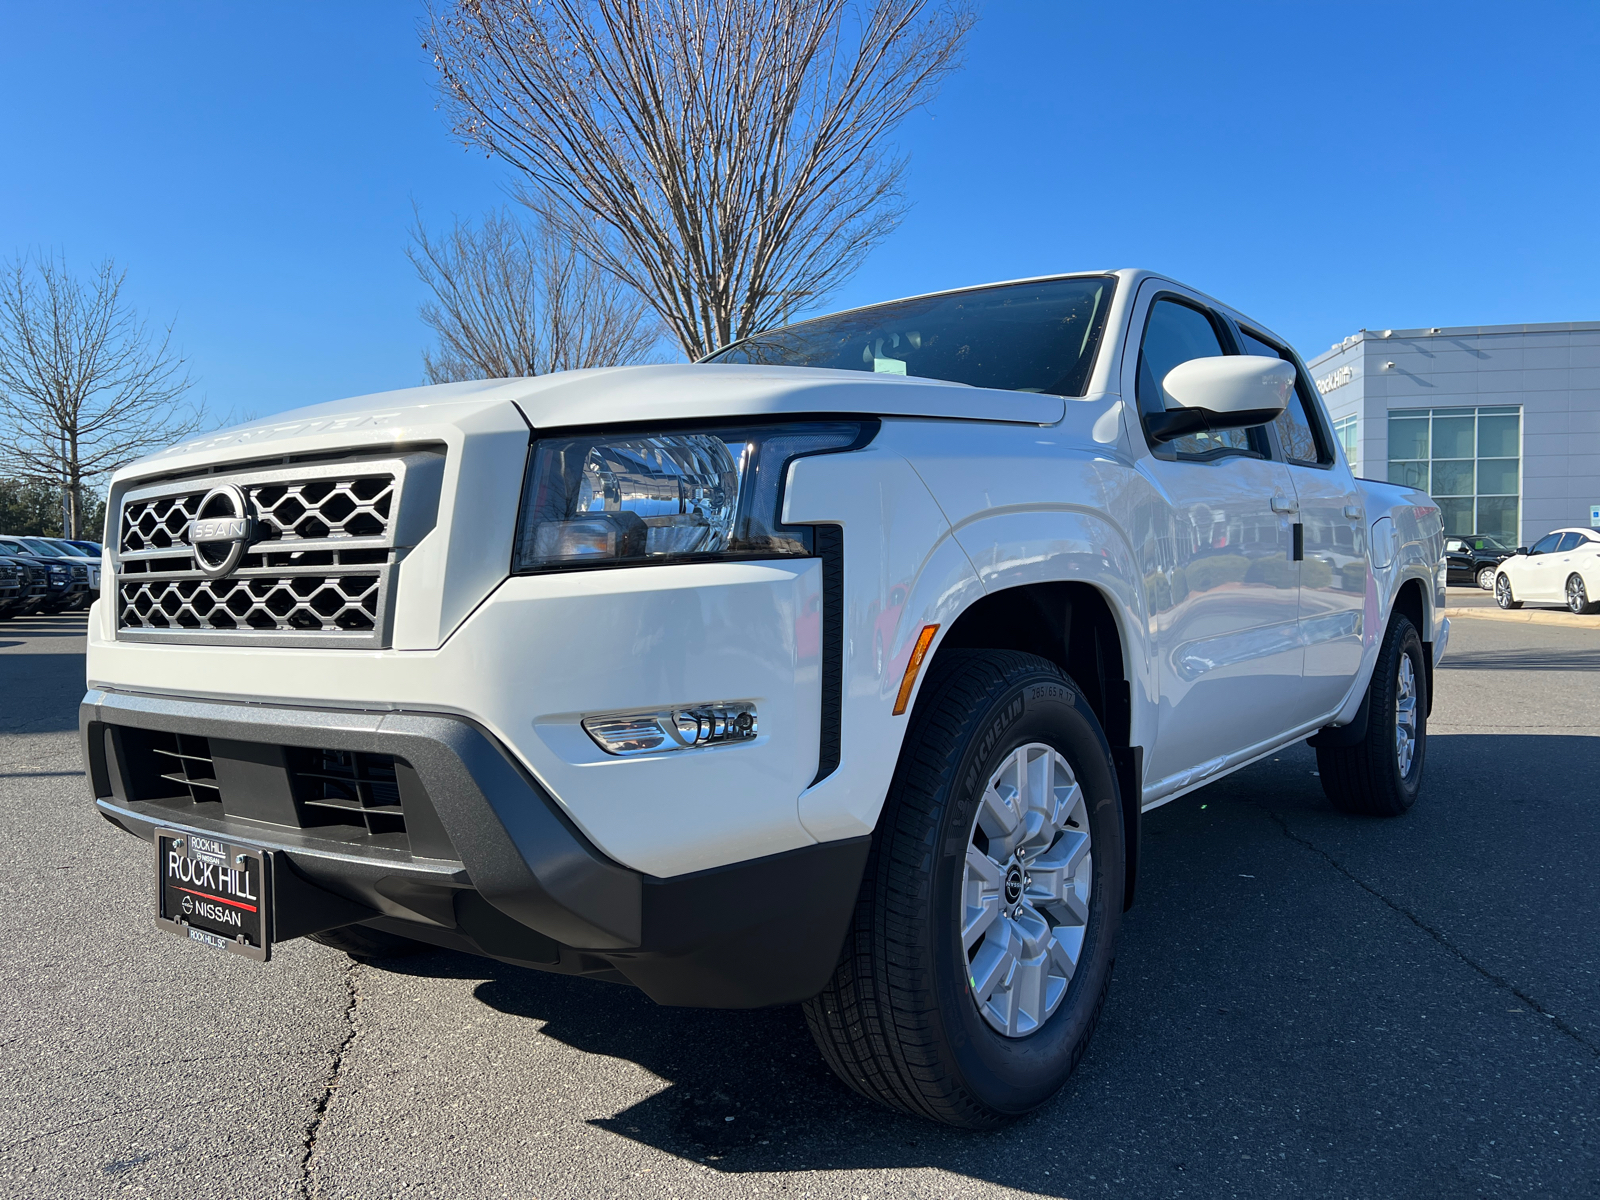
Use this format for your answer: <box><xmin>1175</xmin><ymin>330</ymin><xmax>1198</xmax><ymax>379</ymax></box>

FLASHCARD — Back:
<box><xmin>1468</xmin><ymin>535</ymin><xmax>1510</xmax><ymax>551</ymax></box>
<box><xmin>705</xmin><ymin>276</ymin><xmax>1116</xmax><ymax>397</ymax></box>
<box><xmin>21</xmin><ymin>538</ymin><xmax>67</xmax><ymax>556</ymax></box>
<box><xmin>50</xmin><ymin>542</ymin><xmax>90</xmax><ymax>556</ymax></box>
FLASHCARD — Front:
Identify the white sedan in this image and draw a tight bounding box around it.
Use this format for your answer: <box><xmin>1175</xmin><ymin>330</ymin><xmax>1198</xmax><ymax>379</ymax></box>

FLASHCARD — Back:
<box><xmin>1494</xmin><ymin>527</ymin><xmax>1600</xmax><ymax>613</ymax></box>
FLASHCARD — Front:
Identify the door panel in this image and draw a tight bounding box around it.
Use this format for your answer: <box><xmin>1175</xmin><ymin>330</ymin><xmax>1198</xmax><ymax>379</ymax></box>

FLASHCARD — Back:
<box><xmin>1283</xmin><ymin>464</ymin><xmax>1365</xmax><ymax>715</ymax></box>
<box><xmin>1128</xmin><ymin>290</ymin><xmax>1304</xmax><ymax>784</ymax></box>
<box><xmin>1236</xmin><ymin>326</ymin><xmax>1366</xmax><ymax>720</ymax></box>
<box><xmin>1519</xmin><ymin>533</ymin><xmax>1564</xmax><ymax>600</ymax></box>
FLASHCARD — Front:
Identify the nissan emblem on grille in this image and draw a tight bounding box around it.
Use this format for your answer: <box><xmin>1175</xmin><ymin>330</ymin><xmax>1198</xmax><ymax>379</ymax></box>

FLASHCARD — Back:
<box><xmin>188</xmin><ymin>484</ymin><xmax>258</xmax><ymax>579</ymax></box>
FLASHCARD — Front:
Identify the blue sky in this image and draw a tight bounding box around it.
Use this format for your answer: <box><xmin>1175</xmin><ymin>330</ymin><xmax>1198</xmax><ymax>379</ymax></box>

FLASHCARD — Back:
<box><xmin>3</xmin><ymin>2</ymin><xmax>1597</xmax><ymax>421</ymax></box>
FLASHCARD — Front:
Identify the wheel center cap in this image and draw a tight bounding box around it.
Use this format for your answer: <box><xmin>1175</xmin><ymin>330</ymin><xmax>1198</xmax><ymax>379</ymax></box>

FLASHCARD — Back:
<box><xmin>1004</xmin><ymin>864</ymin><xmax>1023</xmax><ymax>906</ymax></box>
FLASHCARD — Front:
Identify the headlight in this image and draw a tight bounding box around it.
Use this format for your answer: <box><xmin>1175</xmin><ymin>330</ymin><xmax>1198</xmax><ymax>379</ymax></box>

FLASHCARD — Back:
<box><xmin>513</xmin><ymin>420</ymin><xmax>871</xmax><ymax>572</ymax></box>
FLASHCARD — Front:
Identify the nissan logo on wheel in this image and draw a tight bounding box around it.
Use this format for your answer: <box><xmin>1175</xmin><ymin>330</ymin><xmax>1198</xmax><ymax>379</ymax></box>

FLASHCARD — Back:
<box><xmin>187</xmin><ymin>484</ymin><xmax>259</xmax><ymax>579</ymax></box>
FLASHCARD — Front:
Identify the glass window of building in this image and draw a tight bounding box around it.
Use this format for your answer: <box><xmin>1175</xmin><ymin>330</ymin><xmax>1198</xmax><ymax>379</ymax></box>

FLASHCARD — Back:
<box><xmin>1333</xmin><ymin>414</ymin><xmax>1358</xmax><ymax>473</ymax></box>
<box><xmin>1387</xmin><ymin>406</ymin><xmax>1521</xmax><ymax>540</ymax></box>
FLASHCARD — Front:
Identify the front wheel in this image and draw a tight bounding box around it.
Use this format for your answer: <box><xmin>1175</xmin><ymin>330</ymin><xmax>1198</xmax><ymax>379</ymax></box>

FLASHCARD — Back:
<box><xmin>1494</xmin><ymin>573</ymin><xmax>1522</xmax><ymax>609</ymax></box>
<box><xmin>1476</xmin><ymin>565</ymin><xmax>1497</xmax><ymax>590</ymax></box>
<box><xmin>803</xmin><ymin>649</ymin><xmax>1124</xmax><ymax>1129</ymax></box>
<box><xmin>1316</xmin><ymin>614</ymin><xmax>1428</xmax><ymax>817</ymax></box>
<box><xmin>1566</xmin><ymin>574</ymin><xmax>1599</xmax><ymax>615</ymax></box>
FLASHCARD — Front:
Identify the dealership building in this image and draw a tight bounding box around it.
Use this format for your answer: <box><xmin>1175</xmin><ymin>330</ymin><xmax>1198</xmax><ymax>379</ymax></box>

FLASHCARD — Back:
<box><xmin>1306</xmin><ymin>322</ymin><xmax>1600</xmax><ymax>547</ymax></box>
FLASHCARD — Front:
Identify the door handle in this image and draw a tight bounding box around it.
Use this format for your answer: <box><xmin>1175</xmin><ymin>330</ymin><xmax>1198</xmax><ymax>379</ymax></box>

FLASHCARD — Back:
<box><xmin>1343</xmin><ymin>504</ymin><xmax>1362</xmax><ymax>519</ymax></box>
<box><xmin>1270</xmin><ymin>496</ymin><xmax>1298</xmax><ymax>514</ymax></box>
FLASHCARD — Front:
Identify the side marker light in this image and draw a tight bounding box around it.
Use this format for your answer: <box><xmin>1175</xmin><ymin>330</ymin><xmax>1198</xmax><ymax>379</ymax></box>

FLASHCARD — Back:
<box><xmin>893</xmin><ymin>624</ymin><xmax>940</xmax><ymax>716</ymax></box>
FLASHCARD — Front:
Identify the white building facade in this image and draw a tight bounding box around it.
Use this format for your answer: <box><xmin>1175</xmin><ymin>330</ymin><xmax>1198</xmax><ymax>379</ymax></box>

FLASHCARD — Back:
<box><xmin>1307</xmin><ymin>322</ymin><xmax>1600</xmax><ymax>547</ymax></box>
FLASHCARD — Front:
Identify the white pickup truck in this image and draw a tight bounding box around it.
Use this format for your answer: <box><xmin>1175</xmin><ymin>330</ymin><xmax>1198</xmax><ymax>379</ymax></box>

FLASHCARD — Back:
<box><xmin>81</xmin><ymin>269</ymin><xmax>1446</xmax><ymax>1129</ymax></box>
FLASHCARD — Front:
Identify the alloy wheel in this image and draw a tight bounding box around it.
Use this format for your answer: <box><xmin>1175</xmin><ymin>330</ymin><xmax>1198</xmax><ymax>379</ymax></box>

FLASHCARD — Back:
<box><xmin>961</xmin><ymin>742</ymin><xmax>1091</xmax><ymax>1038</ymax></box>
<box><xmin>1395</xmin><ymin>654</ymin><xmax>1418</xmax><ymax>777</ymax></box>
<box><xmin>1477</xmin><ymin>565</ymin><xmax>1497</xmax><ymax>590</ymax></box>
<box><xmin>1568</xmin><ymin>575</ymin><xmax>1589</xmax><ymax>614</ymax></box>
<box><xmin>1495</xmin><ymin>574</ymin><xmax>1514</xmax><ymax>608</ymax></box>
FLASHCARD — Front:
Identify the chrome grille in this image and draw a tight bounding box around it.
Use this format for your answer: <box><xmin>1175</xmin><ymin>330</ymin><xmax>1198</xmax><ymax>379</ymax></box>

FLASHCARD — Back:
<box><xmin>120</xmin><ymin>476</ymin><xmax>395</xmax><ymax>553</ymax></box>
<box><xmin>120</xmin><ymin>572</ymin><xmax>382</xmax><ymax>633</ymax></box>
<box><xmin>113</xmin><ymin>450</ymin><xmax>443</xmax><ymax>648</ymax></box>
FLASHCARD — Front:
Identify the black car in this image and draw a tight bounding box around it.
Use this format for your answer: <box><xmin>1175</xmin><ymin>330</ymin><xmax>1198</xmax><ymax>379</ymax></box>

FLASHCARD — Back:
<box><xmin>0</xmin><ymin>554</ymin><xmax>61</xmax><ymax>616</ymax></box>
<box><xmin>0</xmin><ymin>538</ymin><xmax>79</xmax><ymax>613</ymax></box>
<box><xmin>2</xmin><ymin>536</ymin><xmax>94</xmax><ymax>608</ymax></box>
<box><xmin>0</xmin><ymin>555</ymin><xmax>23</xmax><ymax>617</ymax></box>
<box><xmin>33</xmin><ymin>536</ymin><xmax>101</xmax><ymax>605</ymax></box>
<box><xmin>1445</xmin><ymin>533</ymin><xmax>1514</xmax><ymax>590</ymax></box>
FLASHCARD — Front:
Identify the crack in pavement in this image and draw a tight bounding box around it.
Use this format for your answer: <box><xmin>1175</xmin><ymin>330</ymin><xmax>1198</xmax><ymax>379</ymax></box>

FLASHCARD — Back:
<box><xmin>1260</xmin><ymin>805</ymin><xmax>1599</xmax><ymax>1059</ymax></box>
<box><xmin>299</xmin><ymin>957</ymin><xmax>362</xmax><ymax>1199</ymax></box>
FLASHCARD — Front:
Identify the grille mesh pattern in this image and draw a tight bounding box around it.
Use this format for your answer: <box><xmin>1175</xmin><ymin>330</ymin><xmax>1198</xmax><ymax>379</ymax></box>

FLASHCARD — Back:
<box><xmin>112</xmin><ymin>457</ymin><xmax>428</xmax><ymax>647</ymax></box>
<box><xmin>120</xmin><ymin>476</ymin><xmax>393</xmax><ymax>553</ymax></box>
<box><xmin>121</xmin><ymin>573</ymin><xmax>380</xmax><ymax>633</ymax></box>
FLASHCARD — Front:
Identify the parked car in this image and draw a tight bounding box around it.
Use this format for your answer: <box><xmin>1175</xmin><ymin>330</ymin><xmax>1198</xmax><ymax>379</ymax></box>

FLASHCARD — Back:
<box><xmin>0</xmin><ymin>553</ymin><xmax>54</xmax><ymax>617</ymax></box>
<box><xmin>39</xmin><ymin>536</ymin><xmax>103</xmax><ymax>601</ymax></box>
<box><xmin>1494</xmin><ymin>527</ymin><xmax>1600</xmax><ymax>613</ymax></box>
<box><xmin>0</xmin><ymin>541</ymin><xmax>73</xmax><ymax>613</ymax></box>
<box><xmin>81</xmin><ymin>269</ymin><xmax>1446</xmax><ymax>1129</ymax></box>
<box><xmin>0</xmin><ymin>536</ymin><xmax>93</xmax><ymax>610</ymax></box>
<box><xmin>0</xmin><ymin>556</ymin><xmax>22</xmax><ymax>616</ymax></box>
<box><xmin>1444</xmin><ymin>534</ymin><xmax>1513</xmax><ymax>590</ymax></box>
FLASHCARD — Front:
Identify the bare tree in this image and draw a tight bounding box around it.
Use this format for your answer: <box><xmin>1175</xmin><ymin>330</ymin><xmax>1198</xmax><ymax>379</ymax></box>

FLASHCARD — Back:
<box><xmin>424</xmin><ymin>0</ymin><xmax>976</xmax><ymax>359</ymax></box>
<box><xmin>0</xmin><ymin>253</ymin><xmax>202</xmax><ymax>539</ymax></box>
<box><xmin>410</xmin><ymin>204</ymin><xmax>661</xmax><ymax>382</ymax></box>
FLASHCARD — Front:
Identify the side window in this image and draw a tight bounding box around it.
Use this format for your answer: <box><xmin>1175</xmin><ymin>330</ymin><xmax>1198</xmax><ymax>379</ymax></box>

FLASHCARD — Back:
<box><xmin>1446</xmin><ymin>539</ymin><xmax>1465</xmax><ymax>552</ymax></box>
<box><xmin>1136</xmin><ymin>299</ymin><xmax>1253</xmax><ymax>458</ymax></box>
<box><xmin>1531</xmin><ymin>533</ymin><xmax>1563</xmax><ymax>555</ymax></box>
<box><xmin>1239</xmin><ymin>328</ymin><xmax>1328</xmax><ymax>466</ymax></box>
<box><xmin>1555</xmin><ymin>532</ymin><xmax>1584</xmax><ymax>552</ymax></box>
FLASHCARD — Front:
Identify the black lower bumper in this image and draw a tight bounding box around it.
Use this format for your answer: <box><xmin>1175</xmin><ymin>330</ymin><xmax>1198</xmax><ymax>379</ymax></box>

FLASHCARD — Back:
<box><xmin>81</xmin><ymin>689</ymin><xmax>868</xmax><ymax>1008</ymax></box>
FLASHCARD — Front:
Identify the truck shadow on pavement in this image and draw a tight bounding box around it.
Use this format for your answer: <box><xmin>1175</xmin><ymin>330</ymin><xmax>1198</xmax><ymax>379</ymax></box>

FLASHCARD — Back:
<box><xmin>0</xmin><ymin>615</ymin><xmax>91</xmax><ymax>637</ymax></box>
<box><xmin>361</xmin><ymin>731</ymin><xmax>1600</xmax><ymax>1195</ymax></box>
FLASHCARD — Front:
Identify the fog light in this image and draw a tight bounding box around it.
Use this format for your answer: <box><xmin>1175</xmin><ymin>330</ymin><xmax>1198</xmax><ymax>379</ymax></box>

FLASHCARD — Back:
<box><xmin>582</xmin><ymin>702</ymin><xmax>758</xmax><ymax>756</ymax></box>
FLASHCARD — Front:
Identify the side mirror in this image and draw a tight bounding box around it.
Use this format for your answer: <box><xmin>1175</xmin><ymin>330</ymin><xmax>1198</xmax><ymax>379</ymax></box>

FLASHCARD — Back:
<box><xmin>1516</xmin><ymin>546</ymin><xmax>1529</xmax><ymax>555</ymax></box>
<box><xmin>1147</xmin><ymin>355</ymin><xmax>1296</xmax><ymax>444</ymax></box>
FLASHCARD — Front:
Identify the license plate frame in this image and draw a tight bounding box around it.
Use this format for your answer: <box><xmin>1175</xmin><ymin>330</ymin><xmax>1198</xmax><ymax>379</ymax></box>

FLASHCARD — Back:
<box><xmin>154</xmin><ymin>829</ymin><xmax>273</xmax><ymax>961</ymax></box>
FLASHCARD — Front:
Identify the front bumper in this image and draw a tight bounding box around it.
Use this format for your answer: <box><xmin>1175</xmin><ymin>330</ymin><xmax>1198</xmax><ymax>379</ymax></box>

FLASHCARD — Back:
<box><xmin>83</xmin><ymin>689</ymin><xmax>868</xmax><ymax>1008</ymax></box>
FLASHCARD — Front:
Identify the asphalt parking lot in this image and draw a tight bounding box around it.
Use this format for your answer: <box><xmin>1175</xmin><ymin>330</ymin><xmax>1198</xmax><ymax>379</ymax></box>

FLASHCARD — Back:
<box><xmin>1</xmin><ymin>608</ymin><xmax>1596</xmax><ymax>1199</ymax></box>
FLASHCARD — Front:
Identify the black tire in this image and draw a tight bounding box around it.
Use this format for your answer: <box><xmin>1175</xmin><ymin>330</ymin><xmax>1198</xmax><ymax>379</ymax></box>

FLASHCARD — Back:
<box><xmin>1476</xmin><ymin>565</ymin><xmax>1497</xmax><ymax>591</ymax></box>
<box><xmin>1566</xmin><ymin>574</ymin><xmax>1599</xmax><ymax>615</ymax></box>
<box><xmin>1494</xmin><ymin>572</ymin><xmax>1521</xmax><ymax>609</ymax></box>
<box><xmin>309</xmin><ymin>923</ymin><xmax>426</xmax><ymax>960</ymax></box>
<box><xmin>1316</xmin><ymin>614</ymin><xmax>1427</xmax><ymax>817</ymax></box>
<box><xmin>803</xmin><ymin>649</ymin><xmax>1124</xmax><ymax>1129</ymax></box>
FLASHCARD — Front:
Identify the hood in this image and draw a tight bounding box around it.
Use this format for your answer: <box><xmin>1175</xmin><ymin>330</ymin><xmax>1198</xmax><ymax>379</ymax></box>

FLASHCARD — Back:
<box><xmin>504</xmin><ymin>363</ymin><xmax>1064</xmax><ymax>428</ymax></box>
<box><xmin>120</xmin><ymin>364</ymin><xmax>1065</xmax><ymax>483</ymax></box>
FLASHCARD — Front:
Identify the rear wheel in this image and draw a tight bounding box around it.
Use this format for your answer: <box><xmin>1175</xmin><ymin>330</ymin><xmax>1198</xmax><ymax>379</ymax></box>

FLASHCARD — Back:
<box><xmin>803</xmin><ymin>649</ymin><xmax>1124</xmax><ymax>1129</ymax></box>
<box><xmin>1476</xmin><ymin>565</ymin><xmax>1497</xmax><ymax>590</ymax></box>
<box><xmin>1494</xmin><ymin>573</ymin><xmax>1521</xmax><ymax>609</ymax></box>
<box><xmin>1316</xmin><ymin>614</ymin><xmax>1427</xmax><ymax>817</ymax></box>
<box><xmin>309</xmin><ymin>924</ymin><xmax>426</xmax><ymax>960</ymax></box>
<box><xmin>1566</xmin><ymin>574</ymin><xmax>1598</xmax><ymax>615</ymax></box>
